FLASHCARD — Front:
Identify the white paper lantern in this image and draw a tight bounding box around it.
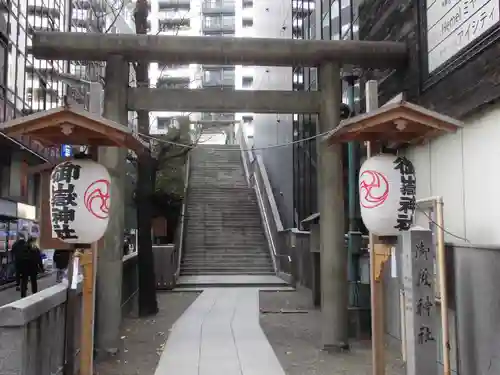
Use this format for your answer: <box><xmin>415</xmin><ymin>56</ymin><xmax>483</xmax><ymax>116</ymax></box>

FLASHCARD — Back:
<box><xmin>359</xmin><ymin>154</ymin><xmax>416</xmax><ymax>236</ymax></box>
<box><xmin>50</xmin><ymin>159</ymin><xmax>111</xmax><ymax>244</ymax></box>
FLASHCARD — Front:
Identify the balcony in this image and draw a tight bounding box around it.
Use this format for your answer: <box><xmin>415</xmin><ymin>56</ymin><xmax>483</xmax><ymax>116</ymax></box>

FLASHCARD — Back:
<box><xmin>292</xmin><ymin>0</ymin><xmax>315</xmax><ymax>17</ymax></box>
<box><xmin>159</xmin><ymin>17</ymin><xmax>190</xmax><ymax>32</ymax></box>
<box><xmin>158</xmin><ymin>0</ymin><xmax>190</xmax><ymax>11</ymax></box>
<box><xmin>72</xmin><ymin>0</ymin><xmax>105</xmax><ymax>12</ymax></box>
<box><xmin>27</xmin><ymin>5</ymin><xmax>60</xmax><ymax>18</ymax></box>
<box><xmin>202</xmin><ymin>17</ymin><xmax>235</xmax><ymax>33</ymax></box>
<box><xmin>202</xmin><ymin>69</ymin><xmax>235</xmax><ymax>88</ymax></box>
<box><xmin>202</xmin><ymin>0</ymin><xmax>235</xmax><ymax>15</ymax></box>
<box><xmin>157</xmin><ymin>76</ymin><xmax>191</xmax><ymax>89</ymax></box>
<box><xmin>72</xmin><ymin>17</ymin><xmax>102</xmax><ymax>32</ymax></box>
<box><xmin>201</xmin><ymin>113</ymin><xmax>235</xmax><ymax>122</ymax></box>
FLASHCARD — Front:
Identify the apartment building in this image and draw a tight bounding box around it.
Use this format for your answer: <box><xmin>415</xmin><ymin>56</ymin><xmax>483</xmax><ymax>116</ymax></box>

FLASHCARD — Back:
<box><xmin>249</xmin><ymin>0</ymin><xmax>361</xmax><ymax>229</ymax></box>
<box><xmin>0</xmin><ymin>0</ymin><xmax>72</xmax><ymax>206</ymax></box>
<box><xmin>68</xmin><ymin>0</ymin><xmax>135</xmax><ymax>107</ymax></box>
<box><xmin>148</xmin><ymin>0</ymin><xmax>255</xmax><ymax>143</ymax></box>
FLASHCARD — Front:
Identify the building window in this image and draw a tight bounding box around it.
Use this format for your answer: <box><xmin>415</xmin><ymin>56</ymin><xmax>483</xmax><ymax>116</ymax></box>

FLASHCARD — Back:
<box><xmin>157</xmin><ymin>117</ymin><xmax>177</xmax><ymax>131</ymax></box>
<box><xmin>242</xmin><ymin>0</ymin><xmax>253</xmax><ymax>8</ymax></box>
<box><xmin>242</xmin><ymin>18</ymin><xmax>253</xmax><ymax>28</ymax></box>
<box><xmin>242</xmin><ymin>115</ymin><xmax>253</xmax><ymax>123</ymax></box>
<box><xmin>242</xmin><ymin>76</ymin><xmax>253</xmax><ymax>88</ymax></box>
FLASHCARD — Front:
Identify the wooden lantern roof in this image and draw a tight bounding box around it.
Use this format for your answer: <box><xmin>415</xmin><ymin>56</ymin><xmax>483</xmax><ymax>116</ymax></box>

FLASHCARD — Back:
<box><xmin>325</xmin><ymin>101</ymin><xmax>463</xmax><ymax>147</ymax></box>
<box><xmin>0</xmin><ymin>106</ymin><xmax>149</xmax><ymax>153</ymax></box>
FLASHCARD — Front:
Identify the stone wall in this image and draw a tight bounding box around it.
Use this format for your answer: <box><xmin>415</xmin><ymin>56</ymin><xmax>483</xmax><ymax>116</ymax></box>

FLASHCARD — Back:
<box><xmin>0</xmin><ymin>254</ymin><xmax>139</xmax><ymax>375</ymax></box>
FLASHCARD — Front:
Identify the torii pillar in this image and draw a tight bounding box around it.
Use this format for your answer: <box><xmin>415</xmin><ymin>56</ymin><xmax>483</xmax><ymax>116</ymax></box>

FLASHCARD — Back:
<box><xmin>317</xmin><ymin>62</ymin><xmax>348</xmax><ymax>350</ymax></box>
<box><xmin>96</xmin><ymin>55</ymin><xmax>130</xmax><ymax>356</ymax></box>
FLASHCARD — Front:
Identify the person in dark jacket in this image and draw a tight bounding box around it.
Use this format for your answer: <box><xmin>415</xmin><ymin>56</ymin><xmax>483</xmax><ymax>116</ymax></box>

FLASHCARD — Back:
<box><xmin>53</xmin><ymin>249</ymin><xmax>70</xmax><ymax>283</ymax></box>
<box><xmin>11</xmin><ymin>234</ymin><xmax>27</xmax><ymax>291</ymax></box>
<box><xmin>18</xmin><ymin>236</ymin><xmax>44</xmax><ymax>298</ymax></box>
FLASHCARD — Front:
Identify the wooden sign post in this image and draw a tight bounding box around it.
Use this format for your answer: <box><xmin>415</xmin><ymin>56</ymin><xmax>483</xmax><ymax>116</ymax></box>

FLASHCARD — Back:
<box><xmin>79</xmin><ymin>245</ymin><xmax>97</xmax><ymax>375</ymax></box>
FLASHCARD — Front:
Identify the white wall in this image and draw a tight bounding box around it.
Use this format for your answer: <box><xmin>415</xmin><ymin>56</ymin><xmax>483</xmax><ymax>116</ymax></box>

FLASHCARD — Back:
<box><xmin>406</xmin><ymin>102</ymin><xmax>500</xmax><ymax>245</ymax></box>
<box><xmin>249</xmin><ymin>0</ymin><xmax>294</xmax><ymax>227</ymax></box>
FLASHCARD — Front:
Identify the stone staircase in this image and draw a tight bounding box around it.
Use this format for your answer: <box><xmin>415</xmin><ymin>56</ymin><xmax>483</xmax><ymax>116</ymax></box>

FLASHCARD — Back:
<box><xmin>181</xmin><ymin>145</ymin><xmax>275</xmax><ymax>276</ymax></box>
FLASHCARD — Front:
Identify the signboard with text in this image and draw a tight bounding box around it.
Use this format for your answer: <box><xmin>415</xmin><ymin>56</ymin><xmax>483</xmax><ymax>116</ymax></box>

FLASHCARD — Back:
<box><xmin>401</xmin><ymin>227</ymin><xmax>438</xmax><ymax>375</ymax></box>
<box><xmin>61</xmin><ymin>144</ymin><xmax>73</xmax><ymax>158</ymax></box>
<box><xmin>427</xmin><ymin>0</ymin><xmax>500</xmax><ymax>72</ymax></box>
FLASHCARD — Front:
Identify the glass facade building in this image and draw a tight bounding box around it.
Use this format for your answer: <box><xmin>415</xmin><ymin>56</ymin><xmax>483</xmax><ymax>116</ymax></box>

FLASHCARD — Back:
<box><xmin>0</xmin><ymin>0</ymin><xmax>68</xmax><ymax>120</ymax></box>
<box><xmin>0</xmin><ymin>0</ymin><xmax>69</xmax><ymax>163</ymax></box>
<box><xmin>291</xmin><ymin>0</ymin><xmax>361</xmax><ymax>228</ymax></box>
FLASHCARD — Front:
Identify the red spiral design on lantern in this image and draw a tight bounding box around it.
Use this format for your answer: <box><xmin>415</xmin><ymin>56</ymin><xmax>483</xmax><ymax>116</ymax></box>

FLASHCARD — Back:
<box><xmin>84</xmin><ymin>179</ymin><xmax>110</xmax><ymax>219</ymax></box>
<box><xmin>359</xmin><ymin>170</ymin><xmax>389</xmax><ymax>209</ymax></box>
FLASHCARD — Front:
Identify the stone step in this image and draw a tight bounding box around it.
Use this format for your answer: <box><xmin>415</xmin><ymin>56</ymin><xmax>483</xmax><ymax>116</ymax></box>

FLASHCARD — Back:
<box><xmin>185</xmin><ymin>217</ymin><xmax>260</xmax><ymax>221</ymax></box>
<box><xmin>184</xmin><ymin>240</ymin><xmax>267</xmax><ymax>245</ymax></box>
<box><xmin>184</xmin><ymin>235</ymin><xmax>266</xmax><ymax>241</ymax></box>
<box><xmin>186</xmin><ymin>206</ymin><xmax>259</xmax><ymax>211</ymax></box>
<box><xmin>188</xmin><ymin>187</ymin><xmax>253</xmax><ymax>191</ymax></box>
<box><xmin>183</xmin><ymin>253</ymin><xmax>270</xmax><ymax>260</ymax></box>
<box><xmin>184</xmin><ymin>249</ymin><xmax>269</xmax><ymax>255</ymax></box>
<box><xmin>181</xmin><ymin>265</ymin><xmax>273</xmax><ymax>271</ymax></box>
<box><xmin>181</xmin><ymin>266</ymin><xmax>273</xmax><ymax>273</ymax></box>
<box><xmin>185</xmin><ymin>227</ymin><xmax>263</xmax><ymax>232</ymax></box>
<box><xmin>185</xmin><ymin>243</ymin><xmax>268</xmax><ymax>249</ymax></box>
<box><xmin>186</xmin><ymin>243</ymin><xmax>267</xmax><ymax>248</ymax></box>
<box><xmin>185</xmin><ymin>227</ymin><xmax>263</xmax><ymax>231</ymax></box>
<box><xmin>188</xmin><ymin>194</ymin><xmax>255</xmax><ymax>199</ymax></box>
<box><xmin>182</xmin><ymin>260</ymin><xmax>272</xmax><ymax>267</ymax></box>
<box><xmin>180</xmin><ymin>270</ymin><xmax>275</xmax><ymax>276</ymax></box>
<box><xmin>187</xmin><ymin>202</ymin><xmax>258</xmax><ymax>206</ymax></box>
<box><xmin>186</xmin><ymin>213</ymin><xmax>259</xmax><ymax>217</ymax></box>
<box><xmin>184</xmin><ymin>241</ymin><xmax>268</xmax><ymax>247</ymax></box>
<box><xmin>185</xmin><ymin>229</ymin><xmax>264</xmax><ymax>234</ymax></box>
<box><xmin>188</xmin><ymin>197</ymin><xmax>254</xmax><ymax>201</ymax></box>
<box><xmin>183</xmin><ymin>250</ymin><xmax>270</xmax><ymax>257</ymax></box>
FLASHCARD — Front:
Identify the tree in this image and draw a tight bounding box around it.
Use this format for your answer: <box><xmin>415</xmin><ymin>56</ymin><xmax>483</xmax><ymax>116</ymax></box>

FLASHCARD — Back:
<box><xmin>133</xmin><ymin>0</ymin><xmax>159</xmax><ymax>316</ymax></box>
<box><xmin>131</xmin><ymin>0</ymin><xmax>199</xmax><ymax>316</ymax></box>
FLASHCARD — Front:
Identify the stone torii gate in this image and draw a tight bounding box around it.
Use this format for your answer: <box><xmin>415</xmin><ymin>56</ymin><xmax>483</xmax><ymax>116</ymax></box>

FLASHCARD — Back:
<box><xmin>32</xmin><ymin>31</ymin><xmax>407</xmax><ymax>354</ymax></box>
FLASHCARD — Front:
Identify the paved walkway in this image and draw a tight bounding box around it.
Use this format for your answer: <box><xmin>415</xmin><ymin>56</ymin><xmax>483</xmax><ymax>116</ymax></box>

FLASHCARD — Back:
<box><xmin>154</xmin><ymin>288</ymin><xmax>286</xmax><ymax>375</ymax></box>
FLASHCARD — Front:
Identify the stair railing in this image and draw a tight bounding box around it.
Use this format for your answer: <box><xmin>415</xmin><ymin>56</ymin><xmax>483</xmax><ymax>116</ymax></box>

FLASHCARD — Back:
<box><xmin>173</xmin><ymin>153</ymin><xmax>191</xmax><ymax>280</ymax></box>
<box><xmin>237</xmin><ymin>125</ymin><xmax>292</xmax><ymax>278</ymax></box>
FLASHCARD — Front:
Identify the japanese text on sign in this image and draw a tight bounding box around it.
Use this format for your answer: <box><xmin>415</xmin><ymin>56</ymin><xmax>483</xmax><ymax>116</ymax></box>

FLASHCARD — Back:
<box><xmin>402</xmin><ymin>229</ymin><xmax>438</xmax><ymax>375</ymax></box>
<box><xmin>393</xmin><ymin>156</ymin><xmax>416</xmax><ymax>231</ymax></box>
<box><xmin>414</xmin><ymin>239</ymin><xmax>436</xmax><ymax>345</ymax></box>
<box><xmin>51</xmin><ymin>162</ymin><xmax>82</xmax><ymax>241</ymax></box>
<box><xmin>427</xmin><ymin>0</ymin><xmax>500</xmax><ymax>72</ymax></box>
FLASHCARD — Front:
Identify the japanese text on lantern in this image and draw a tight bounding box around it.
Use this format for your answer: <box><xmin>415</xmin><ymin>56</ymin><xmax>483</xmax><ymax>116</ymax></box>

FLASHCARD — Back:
<box><xmin>51</xmin><ymin>162</ymin><xmax>82</xmax><ymax>241</ymax></box>
<box><xmin>394</xmin><ymin>156</ymin><xmax>416</xmax><ymax>231</ymax></box>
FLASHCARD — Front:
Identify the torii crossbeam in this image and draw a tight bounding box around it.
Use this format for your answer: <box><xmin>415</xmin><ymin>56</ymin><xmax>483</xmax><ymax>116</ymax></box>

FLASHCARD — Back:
<box><xmin>33</xmin><ymin>31</ymin><xmax>407</xmax><ymax>68</ymax></box>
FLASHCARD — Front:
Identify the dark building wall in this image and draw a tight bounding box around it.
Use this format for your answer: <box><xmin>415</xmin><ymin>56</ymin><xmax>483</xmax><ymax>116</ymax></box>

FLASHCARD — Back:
<box><xmin>359</xmin><ymin>0</ymin><xmax>500</xmax><ymax>119</ymax></box>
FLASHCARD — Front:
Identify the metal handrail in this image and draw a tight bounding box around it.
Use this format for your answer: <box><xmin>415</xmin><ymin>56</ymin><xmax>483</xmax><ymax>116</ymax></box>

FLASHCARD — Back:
<box><xmin>237</xmin><ymin>125</ymin><xmax>285</xmax><ymax>273</ymax></box>
<box><xmin>174</xmin><ymin>153</ymin><xmax>191</xmax><ymax>278</ymax></box>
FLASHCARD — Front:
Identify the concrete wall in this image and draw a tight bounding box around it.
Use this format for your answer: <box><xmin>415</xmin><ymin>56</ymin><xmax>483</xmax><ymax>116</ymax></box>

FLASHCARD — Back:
<box><xmin>0</xmin><ymin>254</ymin><xmax>139</xmax><ymax>375</ymax></box>
<box><xmin>404</xmin><ymin>101</ymin><xmax>500</xmax><ymax>245</ymax></box>
<box><xmin>251</xmin><ymin>0</ymin><xmax>294</xmax><ymax>228</ymax></box>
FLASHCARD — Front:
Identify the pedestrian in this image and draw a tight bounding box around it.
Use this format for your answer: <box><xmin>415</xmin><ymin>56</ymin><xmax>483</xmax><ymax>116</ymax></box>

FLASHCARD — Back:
<box><xmin>53</xmin><ymin>249</ymin><xmax>70</xmax><ymax>283</ymax></box>
<box><xmin>11</xmin><ymin>233</ymin><xmax>27</xmax><ymax>291</ymax></box>
<box><xmin>123</xmin><ymin>236</ymin><xmax>128</xmax><ymax>257</ymax></box>
<box><xmin>18</xmin><ymin>236</ymin><xmax>44</xmax><ymax>298</ymax></box>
